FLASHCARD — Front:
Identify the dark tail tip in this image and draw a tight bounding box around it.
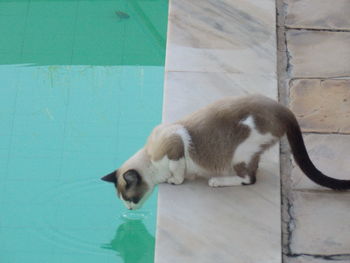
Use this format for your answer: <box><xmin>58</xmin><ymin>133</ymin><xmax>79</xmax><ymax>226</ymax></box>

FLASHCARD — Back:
<box><xmin>284</xmin><ymin>113</ymin><xmax>350</xmax><ymax>190</ymax></box>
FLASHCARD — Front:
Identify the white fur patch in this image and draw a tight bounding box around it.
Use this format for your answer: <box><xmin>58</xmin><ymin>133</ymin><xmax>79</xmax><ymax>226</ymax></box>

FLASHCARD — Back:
<box><xmin>175</xmin><ymin>126</ymin><xmax>192</xmax><ymax>151</ymax></box>
<box><xmin>234</xmin><ymin>115</ymin><xmax>276</xmax><ymax>165</ymax></box>
<box><xmin>176</xmin><ymin>126</ymin><xmax>208</xmax><ymax>178</ymax></box>
<box><xmin>208</xmin><ymin>175</ymin><xmax>251</xmax><ymax>187</ymax></box>
<box><xmin>151</xmin><ymin>155</ymin><xmax>172</xmax><ymax>184</ymax></box>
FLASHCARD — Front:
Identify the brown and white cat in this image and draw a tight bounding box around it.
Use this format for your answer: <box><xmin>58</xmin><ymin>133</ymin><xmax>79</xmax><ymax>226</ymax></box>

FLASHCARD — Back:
<box><xmin>102</xmin><ymin>95</ymin><xmax>350</xmax><ymax>210</ymax></box>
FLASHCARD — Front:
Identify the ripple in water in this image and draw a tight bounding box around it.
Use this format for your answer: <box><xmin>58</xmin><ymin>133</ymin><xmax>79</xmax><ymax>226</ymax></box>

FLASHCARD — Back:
<box><xmin>28</xmin><ymin>179</ymin><xmax>124</xmax><ymax>255</ymax></box>
<box><xmin>121</xmin><ymin>210</ymin><xmax>150</xmax><ymax>220</ymax></box>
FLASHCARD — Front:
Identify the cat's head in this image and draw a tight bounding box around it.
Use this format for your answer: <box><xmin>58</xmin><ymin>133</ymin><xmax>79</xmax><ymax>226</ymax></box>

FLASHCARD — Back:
<box><xmin>101</xmin><ymin>169</ymin><xmax>153</xmax><ymax>210</ymax></box>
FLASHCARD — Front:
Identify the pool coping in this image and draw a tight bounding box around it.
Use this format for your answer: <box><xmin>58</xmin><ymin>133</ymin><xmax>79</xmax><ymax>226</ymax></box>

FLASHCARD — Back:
<box><xmin>155</xmin><ymin>0</ymin><xmax>281</xmax><ymax>262</ymax></box>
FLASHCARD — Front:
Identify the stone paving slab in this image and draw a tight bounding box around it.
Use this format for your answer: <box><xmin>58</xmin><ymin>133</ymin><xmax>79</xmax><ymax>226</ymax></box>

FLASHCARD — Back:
<box><xmin>289</xmin><ymin>79</ymin><xmax>350</xmax><ymax>134</ymax></box>
<box><xmin>291</xmin><ymin>134</ymin><xmax>350</xmax><ymax>190</ymax></box>
<box><xmin>157</xmin><ymin>0</ymin><xmax>280</xmax><ymax>262</ymax></box>
<box><xmin>285</xmin><ymin>0</ymin><xmax>350</xmax><ymax>30</ymax></box>
<box><xmin>281</xmin><ymin>0</ymin><xmax>350</xmax><ymax>262</ymax></box>
<box><xmin>290</xmin><ymin>190</ymin><xmax>350</xmax><ymax>255</ymax></box>
<box><xmin>157</xmin><ymin>69</ymin><xmax>280</xmax><ymax>262</ymax></box>
<box><xmin>162</xmin><ymin>71</ymin><xmax>276</xmax><ymax>123</ymax></box>
<box><xmin>288</xmin><ymin>256</ymin><xmax>350</xmax><ymax>263</ymax></box>
<box><xmin>165</xmin><ymin>0</ymin><xmax>276</xmax><ymax>75</ymax></box>
<box><xmin>286</xmin><ymin>30</ymin><xmax>350</xmax><ymax>78</ymax></box>
<box><xmin>156</xmin><ymin>162</ymin><xmax>281</xmax><ymax>263</ymax></box>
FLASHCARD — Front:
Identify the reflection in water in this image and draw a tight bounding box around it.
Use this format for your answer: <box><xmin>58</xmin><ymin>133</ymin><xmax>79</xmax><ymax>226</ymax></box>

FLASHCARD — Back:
<box><xmin>102</xmin><ymin>219</ymin><xmax>155</xmax><ymax>263</ymax></box>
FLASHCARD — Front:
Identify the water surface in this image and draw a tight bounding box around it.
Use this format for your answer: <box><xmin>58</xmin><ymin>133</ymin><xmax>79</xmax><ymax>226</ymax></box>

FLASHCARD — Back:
<box><xmin>0</xmin><ymin>0</ymin><xmax>168</xmax><ymax>262</ymax></box>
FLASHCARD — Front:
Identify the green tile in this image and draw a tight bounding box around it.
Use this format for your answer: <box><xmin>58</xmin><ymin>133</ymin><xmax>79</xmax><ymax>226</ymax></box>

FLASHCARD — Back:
<box><xmin>23</xmin><ymin>33</ymin><xmax>74</xmax><ymax>54</ymax></box>
<box><xmin>0</xmin><ymin>0</ymin><xmax>168</xmax><ymax>66</ymax></box>
<box><xmin>13</xmin><ymin>95</ymin><xmax>67</xmax><ymax>121</ymax></box>
<box><xmin>0</xmin><ymin>16</ymin><xmax>26</xmax><ymax>53</ymax></box>
<box><xmin>0</xmin><ymin>228</ymin><xmax>56</xmax><ymax>253</ymax></box>
<box><xmin>7</xmin><ymin>156</ymin><xmax>62</xmax><ymax>181</ymax></box>
<box><xmin>0</xmin><ymin>252</ymin><xmax>61</xmax><ymax>263</ymax></box>
<box><xmin>78</xmin><ymin>0</ymin><xmax>126</xmax><ymax>18</ymax></box>
<box><xmin>0</xmin><ymin>93</ymin><xmax>16</xmax><ymax>136</ymax></box>
<box><xmin>65</xmin><ymin>120</ymin><xmax>119</xmax><ymax>138</ymax></box>
<box><xmin>25</xmin><ymin>14</ymin><xmax>76</xmax><ymax>36</ymax></box>
<box><xmin>59</xmin><ymin>252</ymin><xmax>116</xmax><ymax>263</ymax></box>
<box><xmin>0</xmin><ymin>181</ymin><xmax>57</xmax><ymax>204</ymax></box>
<box><xmin>0</xmin><ymin>205</ymin><xmax>41</xmax><ymax>227</ymax></box>
<box><xmin>21</xmin><ymin>51</ymin><xmax>72</xmax><ymax>65</ymax></box>
<box><xmin>28</xmin><ymin>0</ymin><xmax>78</xmax><ymax>18</ymax></box>
<box><xmin>60</xmin><ymin>155</ymin><xmax>118</xmax><ymax>182</ymax></box>
<box><xmin>23</xmin><ymin>16</ymin><xmax>75</xmax><ymax>54</ymax></box>
<box><xmin>0</xmin><ymin>52</ymin><xmax>22</xmax><ymax>64</ymax></box>
<box><xmin>64</xmin><ymin>135</ymin><xmax>117</xmax><ymax>156</ymax></box>
<box><xmin>10</xmin><ymin>127</ymin><xmax>65</xmax><ymax>155</ymax></box>
<box><xmin>71</xmin><ymin>50</ymin><xmax>123</xmax><ymax>65</ymax></box>
<box><xmin>0</xmin><ymin>1</ymin><xmax>29</xmax><ymax>16</ymax></box>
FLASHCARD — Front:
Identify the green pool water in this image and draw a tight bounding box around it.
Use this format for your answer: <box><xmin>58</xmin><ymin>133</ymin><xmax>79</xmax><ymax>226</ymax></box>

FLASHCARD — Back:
<box><xmin>0</xmin><ymin>1</ymin><xmax>168</xmax><ymax>262</ymax></box>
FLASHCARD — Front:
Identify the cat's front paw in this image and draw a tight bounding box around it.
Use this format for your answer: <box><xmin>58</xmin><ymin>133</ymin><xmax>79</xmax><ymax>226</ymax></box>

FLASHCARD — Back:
<box><xmin>208</xmin><ymin>177</ymin><xmax>220</xmax><ymax>187</ymax></box>
<box><xmin>167</xmin><ymin>176</ymin><xmax>184</xmax><ymax>185</ymax></box>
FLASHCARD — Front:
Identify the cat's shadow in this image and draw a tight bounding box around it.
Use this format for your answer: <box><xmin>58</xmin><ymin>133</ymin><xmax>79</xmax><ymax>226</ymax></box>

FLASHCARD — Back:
<box><xmin>101</xmin><ymin>219</ymin><xmax>155</xmax><ymax>263</ymax></box>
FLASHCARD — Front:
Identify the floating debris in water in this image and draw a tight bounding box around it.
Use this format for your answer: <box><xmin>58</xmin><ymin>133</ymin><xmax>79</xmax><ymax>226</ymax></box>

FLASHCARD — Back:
<box><xmin>115</xmin><ymin>11</ymin><xmax>130</xmax><ymax>19</ymax></box>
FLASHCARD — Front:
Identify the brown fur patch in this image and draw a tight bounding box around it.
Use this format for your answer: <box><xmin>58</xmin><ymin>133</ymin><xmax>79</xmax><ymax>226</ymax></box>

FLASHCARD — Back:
<box><xmin>146</xmin><ymin>125</ymin><xmax>184</xmax><ymax>161</ymax></box>
<box><xmin>153</xmin><ymin>134</ymin><xmax>184</xmax><ymax>161</ymax></box>
<box><xmin>247</xmin><ymin>154</ymin><xmax>260</xmax><ymax>184</ymax></box>
<box><xmin>177</xmin><ymin>95</ymin><xmax>290</xmax><ymax>172</ymax></box>
<box><xmin>234</xmin><ymin>161</ymin><xmax>258</xmax><ymax>185</ymax></box>
<box><xmin>233</xmin><ymin>162</ymin><xmax>247</xmax><ymax>177</ymax></box>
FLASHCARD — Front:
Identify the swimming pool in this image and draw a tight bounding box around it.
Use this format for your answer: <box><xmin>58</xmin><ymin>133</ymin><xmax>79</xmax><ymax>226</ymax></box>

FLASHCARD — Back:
<box><xmin>0</xmin><ymin>0</ymin><xmax>168</xmax><ymax>262</ymax></box>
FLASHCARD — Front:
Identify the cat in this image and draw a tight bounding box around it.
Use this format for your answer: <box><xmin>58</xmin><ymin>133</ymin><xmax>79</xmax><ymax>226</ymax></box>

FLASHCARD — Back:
<box><xmin>101</xmin><ymin>95</ymin><xmax>350</xmax><ymax>210</ymax></box>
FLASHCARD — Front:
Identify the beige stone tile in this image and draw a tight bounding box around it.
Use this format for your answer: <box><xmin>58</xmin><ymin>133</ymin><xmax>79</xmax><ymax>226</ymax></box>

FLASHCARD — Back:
<box><xmin>157</xmin><ymin>0</ymin><xmax>279</xmax><ymax>261</ymax></box>
<box><xmin>163</xmin><ymin>71</ymin><xmax>277</xmax><ymax>123</ymax></box>
<box><xmin>158</xmin><ymin>70</ymin><xmax>280</xmax><ymax>262</ymax></box>
<box><xmin>290</xmin><ymin>191</ymin><xmax>350</xmax><ymax>255</ymax></box>
<box><xmin>291</xmin><ymin>134</ymin><xmax>350</xmax><ymax>190</ymax></box>
<box><xmin>165</xmin><ymin>0</ymin><xmax>276</xmax><ymax>74</ymax></box>
<box><xmin>287</xmin><ymin>30</ymin><xmax>350</xmax><ymax>78</ymax></box>
<box><xmin>285</xmin><ymin>0</ymin><xmax>350</xmax><ymax>30</ymax></box>
<box><xmin>287</xmin><ymin>256</ymin><xmax>350</xmax><ymax>263</ymax></box>
<box><xmin>155</xmin><ymin>153</ymin><xmax>281</xmax><ymax>263</ymax></box>
<box><xmin>290</xmin><ymin>79</ymin><xmax>350</xmax><ymax>134</ymax></box>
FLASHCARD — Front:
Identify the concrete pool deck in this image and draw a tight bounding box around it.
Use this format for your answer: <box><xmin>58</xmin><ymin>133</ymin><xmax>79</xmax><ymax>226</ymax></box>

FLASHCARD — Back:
<box><xmin>156</xmin><ymin>0</ymin><xmax>350</xmax><ymax>262</ymax></box>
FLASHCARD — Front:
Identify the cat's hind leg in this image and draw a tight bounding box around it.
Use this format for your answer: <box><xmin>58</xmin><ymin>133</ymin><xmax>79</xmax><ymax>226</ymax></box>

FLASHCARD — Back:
<box><xmin>208</xmin><ymin>158</ymin><xmax>260</xmax><ymax>188</ymax></box>
<box><xmin>245</xmin><ymin>154</ymin><xmax>260</xmax><ymax>185</ymax></box>
<box><xmin>233</xmin><ymin>154</ymin><xmax>260</xmax><ymax>186</ymax></box>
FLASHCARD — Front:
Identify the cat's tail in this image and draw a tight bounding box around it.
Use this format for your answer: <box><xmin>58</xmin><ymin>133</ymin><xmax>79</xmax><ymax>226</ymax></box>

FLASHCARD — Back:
<box><xmin>283</xmin><ymin>110</ymin><xmax>350</xmax><ymax>190</ymax></box>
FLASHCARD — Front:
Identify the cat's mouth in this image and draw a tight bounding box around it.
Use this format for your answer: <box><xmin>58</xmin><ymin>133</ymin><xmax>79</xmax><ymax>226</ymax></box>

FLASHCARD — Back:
<box><xmin>120</xmin><ymin>195</ymin><xmax>142</xmax><ymax>210</ymax></box>
<box><xmin>125</xmin><ymin>201</ymin><xmax>138</xmax><ymax>210</ymax></box>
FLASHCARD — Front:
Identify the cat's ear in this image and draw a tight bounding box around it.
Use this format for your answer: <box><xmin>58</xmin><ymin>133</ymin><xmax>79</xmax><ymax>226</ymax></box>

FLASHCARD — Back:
<box><xmin>123</xmin><ymin>170</ymin><xmax>141</xmax><ymax>189</ymax></box>
<box><xmin>101</xmin><ymin>170</ymin><xmax>117</xmax><ymax>184</ymax></box>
